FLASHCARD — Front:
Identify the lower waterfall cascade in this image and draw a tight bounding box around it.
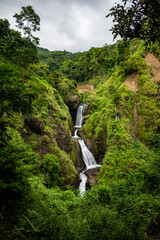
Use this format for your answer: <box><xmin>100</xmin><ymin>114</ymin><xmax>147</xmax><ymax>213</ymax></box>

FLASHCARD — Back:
<box><xmin>72</xmin><ymin>104</ymin><xmax>101</xmax><ymax>195</ymax></box>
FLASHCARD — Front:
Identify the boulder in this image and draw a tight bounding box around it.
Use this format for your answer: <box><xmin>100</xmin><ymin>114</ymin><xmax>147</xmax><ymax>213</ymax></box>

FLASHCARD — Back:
<box><xmin>25</xmin><ymin>118</ymin><xmax>44</xmax><ymax>135</ymax></box>
<box><xmin>85</xmin><ymin>168</ymin><xmax>100</xmax><ymax>187</ymax></box>
<box><xmin>66</xmin><ymin>95</ymin><xmax>80</xmax><ymax>125</ymax></box>
<box><xmin>72</xmin><ymin>138</ymin><xmax>85</xmax><ymax>172</ymax></box>
<box><xmin>67</xmin><ymin>95</ymin><xmax>79</xmax><ymax>110</ymax></box>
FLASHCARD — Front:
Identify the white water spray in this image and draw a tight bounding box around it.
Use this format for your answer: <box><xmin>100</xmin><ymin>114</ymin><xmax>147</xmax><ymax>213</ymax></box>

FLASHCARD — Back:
<box><xmin>72</xmin><ymin>129</ymin><xmax>81</xmax><ymax>139</ymax></box>
<box><xmin>79</xmin><ymin>172</ymin><xmax>87</xmax><ymax>195</ymax></box>
<box><xmin>78</xmin><ymin>139</ymin><xmax>96</xmax><ymax>167</ymax></box>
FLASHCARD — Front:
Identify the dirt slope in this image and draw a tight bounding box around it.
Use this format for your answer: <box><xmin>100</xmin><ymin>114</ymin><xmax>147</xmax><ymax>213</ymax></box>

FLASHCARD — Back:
<box><xmin>125</xmin><ymin>73</ymin><xmax>139</xmax><ymax>93</ymax></box>
<box><xmin>145</xmin><ymin>52</ymin><xmax>160</xmax><ymax>83</ymax></box>
<box><xmin>77</xmin><ymin>83</ymin><xmax>94</xmax><ymax>93</ymax></box>
<box><xmin>125</xmin><ymin>53</ymin><xmax>160</xmax><ymax>93</ymax></box>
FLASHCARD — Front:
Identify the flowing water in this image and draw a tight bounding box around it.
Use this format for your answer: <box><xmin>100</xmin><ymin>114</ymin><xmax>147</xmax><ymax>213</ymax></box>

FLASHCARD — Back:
<box><xmin>79</xmin><ymin>172</ymin><xmax>87</xmax><ymax>195</ymax></box>
<box><xmin>72</xmin><ymin>129</ymin><xmax>81</xmax><ymax>139</ymax></box>
<box><xmin>78</xmin><ymin>139</ymin><xmax>96</xmax><ymax>167</ymax></box>
<box><xmin>73</xmin><ymin>104</ymin><xmax>101</xmax><ymax>195</ymax></box>
<box><xmin>74</xmin><ymin>104</ymin><xmax>86</xmax><ymax>129</ymax></box>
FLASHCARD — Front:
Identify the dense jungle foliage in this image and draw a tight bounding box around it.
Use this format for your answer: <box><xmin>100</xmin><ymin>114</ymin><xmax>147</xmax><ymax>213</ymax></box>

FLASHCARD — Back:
<box><xmin>37</xmin><ymin>41</ymin><xmax>123</xmax><ymax>83</ymax></box>
<box><xmin>0</xmin><ymin>5</ymin><xmax>160</xmax><ymax>240</ymax></box>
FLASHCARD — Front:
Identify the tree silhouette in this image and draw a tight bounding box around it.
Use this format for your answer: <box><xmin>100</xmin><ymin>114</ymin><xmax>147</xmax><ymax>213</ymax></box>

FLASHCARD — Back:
<box><xmin>13</xmin><ymin>5</ymin><xmax>40</xmax><ymax>45</ymax></box>
<box><xmin>107</xmin><ymin>0</ymin><xmax>160</xmax><ymax>42</ymax></box>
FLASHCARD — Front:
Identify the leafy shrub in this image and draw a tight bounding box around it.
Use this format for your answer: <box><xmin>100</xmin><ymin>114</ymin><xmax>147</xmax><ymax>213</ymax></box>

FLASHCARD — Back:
<box><xmin>41</xmin><ymin>154</ymin><xmax>60</xmax><ymax>187</ymax></box>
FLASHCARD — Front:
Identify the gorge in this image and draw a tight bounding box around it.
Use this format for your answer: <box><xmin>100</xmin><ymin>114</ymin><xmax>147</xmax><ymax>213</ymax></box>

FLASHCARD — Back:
<box><xmin>72</xmin><ymin>104</ymin><xmax>101</xmax><ymax>195</ymax></box>
<box><xmin>1</xmin><ymin>15</ymin><xmax>160</xmax><ymax>239</ymax></box>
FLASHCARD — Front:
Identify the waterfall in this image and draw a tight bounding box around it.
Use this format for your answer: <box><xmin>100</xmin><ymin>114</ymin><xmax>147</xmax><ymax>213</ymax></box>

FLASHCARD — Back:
<box><xmin>74</xmin><ymin>104</ymin><xmax>86</xmax><ymax>128</ymax></box>
<box><xmin>72</xmin><ymin>129</ymin><xmax>81</xmax><ymax>139</ymax></box>
<box><xmin>78</xmin><ymin>139</ymin><xmax>96</xmax><ymax>167</ymax></box>
<box><xmin>79</xmin><ymin>172</ymin><xmax>87</xmax><ymax>195</ymax></box>
<box><xmin>73</xmin><ymin>104</ymin><xmax>101</xmax><ymax>196</ymax></box>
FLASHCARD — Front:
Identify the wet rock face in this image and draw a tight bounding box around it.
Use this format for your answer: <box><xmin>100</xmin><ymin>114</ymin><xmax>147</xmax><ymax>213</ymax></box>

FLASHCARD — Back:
<box><xmin>85</xmin><ymin>168</ymin><xmax>100</xmax><ymax>187</ymax></box>
<box><xmin>72</xmin><ymin>138</ymin><xmax>85</xmax><ymax>172</ymax></box>
<box><xmin>25</xmin><ymin>118</ymin><xmax>44</xmax><ymax>135</ymax></box>
<box><xmin>84</xmin><ymin>104</ymin><xmax>89</xmax><ymax>116</ymax></box>
<box><xmin>66</xmin><ymin>95</ymin><xmax>79</xmax><ymax>125</ymax></box>
<box><xmin>67</xmin><ymin>95</ymin><xmax>79</xmax><ymax>110</ymax></box>
<box><xmin>78</xmin><ymin>129</ymin><xmax>93</xmax><ymax>153</ymax></box>
<box><xmin>53</xmin><ymin>122</ymin><xmax>72</xmax><ymax>154</ymax></box>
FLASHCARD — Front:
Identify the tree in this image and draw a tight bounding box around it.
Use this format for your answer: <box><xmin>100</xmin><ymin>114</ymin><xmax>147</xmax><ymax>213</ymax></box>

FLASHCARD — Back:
<box><xmin>0</xmin><ymin>19</ymin><xmax>10</xmax><ymax>38</ymax></box>
<box><xmin>13</xmin><ymin>5</ymin><xmax>40</xmax><ymax>45</ymax></box>
<box><xmin>0</xmin><ymin>18</ymin><xmax>39</xmax><ymax>68</ymax></box>
<box><xmin>106</xmin><ymin>0</ymin><xmax>160</xmax><ymax>42</ymax></box>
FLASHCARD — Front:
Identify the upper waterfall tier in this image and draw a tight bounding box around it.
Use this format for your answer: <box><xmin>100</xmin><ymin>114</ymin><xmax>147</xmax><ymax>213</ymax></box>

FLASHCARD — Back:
<box><xmin>74</xmin><ymin>104</ymin><xmax>86</xmax><ymax>128</ymax></box>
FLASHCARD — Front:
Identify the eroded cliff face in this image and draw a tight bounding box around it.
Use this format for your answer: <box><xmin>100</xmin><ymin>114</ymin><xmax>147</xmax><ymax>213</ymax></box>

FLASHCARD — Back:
<box><xmin>82</xmin><ymin>41</ymin><xmax>160</xmax><ymax>186</ymax></box>
<box><xmin>124</xmin><ymin>52</ymin><xmax>160</xmax><ymax>93</ymax></box>
<box><xmin>22</xmin><ymin>91</ymin><xmax>95</xmax><ymax>189</ymax></box>
<box><xmin>77</xmin><ymin>83</ymin><xmax>94</xmax><ymax>93</ymax></box>
<box><xmin>68</xmin><ymin>50</ymin><xmax>160</xmax><ymax>190</ymax></box>
<box><xmin>124</xmin><ymin>52</ymin><xmax>160</xmax><ymax>140</ymax></box>
<box><xmin>11</xmin><ymin>74</ymin><xmax>83</xmax><ymax>189</ymax></box>
<box><xmin>66</xmin><ymin>95</ymin><xmax>80</xmax><ymax>125</ymax></box>
<box><xmin>85</xmin><ymin>168</ymin><xmax>101</xmax><ymax>188</ymax></box>
<box><xmin>21</xmin><ymin>109</ymin><xmax>80</xmax><ymax>188</ymax></box>
<box><xmin>145</xmin><ymin>52</ymin><xmax>160</xmax><ymax>83</ymax></box>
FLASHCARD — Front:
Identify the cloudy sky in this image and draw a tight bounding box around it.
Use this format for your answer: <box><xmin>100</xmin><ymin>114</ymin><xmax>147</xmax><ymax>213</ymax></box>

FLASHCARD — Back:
<box><xmin>0</xmin><ymin>0</ymin><xmax>122</xmax><ymax>52</ymax></box>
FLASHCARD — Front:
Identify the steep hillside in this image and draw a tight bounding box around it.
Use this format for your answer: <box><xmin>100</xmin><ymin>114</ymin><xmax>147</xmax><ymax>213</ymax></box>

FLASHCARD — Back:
<box><xmin>1</xmin><ymin>25</ymin><xmax>160</xmax><ymax>239</ymax></box>
<box><xmin>77</xmin><ymin>83</ymin><xmax>94</xmax><ymax>93</ymax></box>
<box><xmin>0</xmin><ymin>53</ymin><xmax>84</xmax><ymax>238</ymax></box>
<box><xmin>0</xmin><ymin>57</ymin><xmax>81</xmax><ymax>185</ymax></box>
<box><xmin>80</xmin><ymin>39</ymin><xmax>160</xmax><ymax>239</ymax></box>
<box><xmin>83</xmin><ymin>39</ymin><xmax>160</xmax><ymax>171</ymax></box>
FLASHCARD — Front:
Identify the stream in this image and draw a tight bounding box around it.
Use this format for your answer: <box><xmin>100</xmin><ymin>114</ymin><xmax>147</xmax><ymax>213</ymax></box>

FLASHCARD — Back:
<box><xmin>73</xmin><ymin>104</ymin><xmax>101</xmax><ymax>195</ymax></box>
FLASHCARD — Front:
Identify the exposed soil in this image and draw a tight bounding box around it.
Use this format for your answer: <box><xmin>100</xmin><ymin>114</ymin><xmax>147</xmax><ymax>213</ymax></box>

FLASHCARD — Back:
<box><xmin>77</xmin><ymin>83</ymin><xmax>94</xmax><ymax>93</ymax></box>
<box><xmin>124</xmin><ymin>52</ymin><xmax>160</xmax><ymax>141</ymax></box>
<box><xmin>146</xmin><ymin>232</ymin><xmax>160</xmax><ymax>240</ymax></box>
<box><xmin>133</xmin><ymin>97</ymin><xmax>139</xmax><ymax>140</ymax></box>
<box><xmin>125</xmin><ymin>72</ymin><xmax>139</xmax><ymax>92</ymax></box>
<box><xmin>125</xmin><ymin>53</ymin><xmax>160</xmax><ymax>93</ymax></box>
<box><xmin>145</xmin><ymin>53</ymin><xmax>160</xmax><ymax>83</ymax></box>
<box><xmin>123</xmin><ymin>52</ymin><xmax>160</xmax><ymax>144</ymax></box>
